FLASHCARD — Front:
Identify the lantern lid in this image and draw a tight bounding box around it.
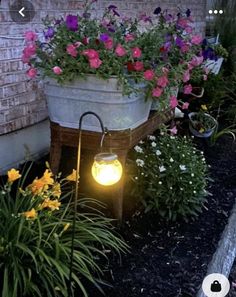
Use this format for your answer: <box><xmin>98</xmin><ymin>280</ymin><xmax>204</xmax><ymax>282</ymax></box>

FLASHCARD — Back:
<box><xmin>94</xmin><ymin>152</ymin><xmax>118</xmax><ymax>162</ymax></box>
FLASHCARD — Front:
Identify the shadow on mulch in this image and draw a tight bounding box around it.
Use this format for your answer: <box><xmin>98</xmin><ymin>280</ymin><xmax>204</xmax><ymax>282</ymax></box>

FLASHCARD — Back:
<box><xmin>85</xmin><ymin>135</ymin><xmax>236</xmax><ymax>297</ymax></box>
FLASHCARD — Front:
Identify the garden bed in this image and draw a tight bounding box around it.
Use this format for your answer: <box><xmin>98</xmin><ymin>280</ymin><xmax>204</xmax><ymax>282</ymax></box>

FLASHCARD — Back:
<box><xmin>88</xmin><ymin>135</ymin><xmax>236</xmax><ymax>297</ymax></box>
<box><xmin>1</xmin><ymin>135</ymin><xmax>235</xmax><ymax>297</ymax></box>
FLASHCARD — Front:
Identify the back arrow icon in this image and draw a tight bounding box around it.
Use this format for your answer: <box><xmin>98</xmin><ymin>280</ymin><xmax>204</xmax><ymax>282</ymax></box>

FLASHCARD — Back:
<box><xmin>19</xmin><ymin>7</ymin><xmax>25</xmax><ymax>17</ymax></box>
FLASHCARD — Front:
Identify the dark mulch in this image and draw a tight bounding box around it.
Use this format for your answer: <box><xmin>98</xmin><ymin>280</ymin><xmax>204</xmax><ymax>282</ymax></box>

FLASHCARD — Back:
<box><xmin>88</xmin><ymin>135</ymin><xmax>236</xmax><ymax>297</ymax></box>
<box><xmin>1</xmin><ymin>135</ymin><xmax>236</xmax><ymax>297</ymax></box>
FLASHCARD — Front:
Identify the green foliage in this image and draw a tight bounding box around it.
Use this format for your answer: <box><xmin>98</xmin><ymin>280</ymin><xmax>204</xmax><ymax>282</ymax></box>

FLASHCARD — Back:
<box><xmin>129</xmin><ymin>134</ymin><xmax>208</xmax><ymax>221</ymax></box>
<box><xmin>0</xmin><ymin>167</ymin><xmax>127</xmax><ymax>297</ymax></box>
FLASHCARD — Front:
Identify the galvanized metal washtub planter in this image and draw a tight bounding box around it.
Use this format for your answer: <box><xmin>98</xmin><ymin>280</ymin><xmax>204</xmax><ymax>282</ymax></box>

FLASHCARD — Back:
<box><xmin>44</xmin><ymin>75</ymin><xmax>152</xmax><ymax>132</ymax></box>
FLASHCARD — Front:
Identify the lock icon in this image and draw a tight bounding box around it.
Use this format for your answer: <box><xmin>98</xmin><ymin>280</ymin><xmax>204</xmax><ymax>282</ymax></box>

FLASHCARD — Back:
<box><xmin>210</xmin><ymin>280</ymin><xmax>222</xmax><ymax>292</ymax></box>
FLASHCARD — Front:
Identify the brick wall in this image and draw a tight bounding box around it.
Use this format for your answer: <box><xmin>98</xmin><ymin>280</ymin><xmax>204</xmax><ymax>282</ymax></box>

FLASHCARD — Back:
<box><xmin>0</xmin><ymin>0</ymin><xmax>206</xmax><ymax>135</ymax></box>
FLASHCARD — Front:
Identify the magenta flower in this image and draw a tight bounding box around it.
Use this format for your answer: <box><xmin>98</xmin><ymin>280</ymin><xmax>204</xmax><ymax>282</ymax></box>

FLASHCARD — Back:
<box><xmin>27</xmin><ymin>68</ymin><xmax>37</xmax><ymax>78</ymax></box>
<box><xmin>52</xmin><ymin>66</ymin><xmax>62</xmax><ymax>75</ymax></box>
<box><xmin>180</xmin><ymin>43</ymin><xmax>190</xmax><ymax>53</ymax></box>
<box><xmin>89</xmin><ymin>58</ymin><xmax>102</xmax><ymax>69</ymax></box>
<box><xmin>104</xmin><ymin>38</ymin><xmax>113</xmax><ymax>50</ymax></box>
<box><xmin>182</xmin><ymin>102</ymin><xmax>189</xmax><ymax>109</ymax></box>
<box><xmin>185</xmin><ymin>26</ymin><xmax>193</xmax><ymax>34</ymax></box>
<box><xmin>23</xmin><ymin>44</ymin><xmax>36</xmax><ymax>58</ymax></box>
<box><xmin>82</xmin><ymin>49</ymin><xmax>99</xmax><ymax>59</ymax></box>
<box><xmin>152</xmin><ymin>87</ymin><xmax>163</xmax><ymax>97</ymax></box>
<box><xmin>24</xmin><ymin>31</ymin><xmax>37</xmax><ymax>41</ymax></box>
<box><xmin>74</xmin><ymin>41</ymin><xmax>82</xmax><ymax>48</ymax></box>
<box><xmin>22</xmin><ymin>55</ymin><xmax>30</xmax><ymax>64</ymax></box>
<box><xmin>203</xmin><ymin>74</ymin><xmax>208</xmax><ymax>81</ymax></box>
<box><xmin>66</xmin><ymin>15</ymin><xmax>78</xmax><ymax>31</ymax></box>
<box><xmin>115</xmin><ymin>44</ymin><xmax>126</xmax><ymax>57</ymax></box>
<box><xmin>170</xmin><ymin>95</ymin><xmax>178</xmax><ymax>109</ymax></box>
<box><xmin>144</xmin><ymin>69</ymin><xmax>155</xmax><ymax>81</ymax></box>
<box><xmin>183</xmin><ymin>70</ymin><xmax>190</xmax><ymax>83</ymax></box>
<box><xmin>191</xmin><ymin>35</ymin><xmax>202</xmax><ymax>45</ymax></box>
<box><xmin>133</xmin><ymin>61</ymin><xmax>144</xmax><ymax>71</ymax></box>
<box><xmin>125</xmin><ymin>34</ymin><xmax>135</xmax><ymax>42</ymax></box>
<box><xmin>170</xmin><ymin>126</ymin><xmax>178</xmax><ymax>135</ymax></box>
<box><xmin>183</xmin><ymin>84</ymin><xmax>193</xmax><ymax>94</ymax></box>
<box><xmin>66</xmin><ymin>44</ymin><xmax>78</xmax><ymax>57</ymax></box>
<box><xmin>157</xmin><ymin>76</ymin><xmax>169</xmax><ymax>88</ymax></box>
<box><xmin>177</xmin><ymin>18</ymin><xmax>189</xmax><ymax>29</ymax></box>
<box><xmin>190</xmin><ymin>56</ymin><xmax>203</xmax><ymax>67</ymax></box>
<box><xmin>132</xmin><ymin>47</ymin><xmax>142</xmax><ymax>58</ymax></box>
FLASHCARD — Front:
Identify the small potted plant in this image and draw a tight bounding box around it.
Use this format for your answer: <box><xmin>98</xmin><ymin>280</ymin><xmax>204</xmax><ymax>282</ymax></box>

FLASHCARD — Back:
<box><xmin>188</xmin><ymin>109</ymin><xmax>217</xmax><ymax>138</ymax></box>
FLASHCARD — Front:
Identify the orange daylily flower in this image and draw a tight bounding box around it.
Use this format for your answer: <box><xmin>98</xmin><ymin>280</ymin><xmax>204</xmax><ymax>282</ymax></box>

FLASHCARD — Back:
<box><xmin>23</xmin><ymin>208</ymin><xmax>37</xmax><ymax>219</ymax></box>
<box><xmin>52</xmin><ymin>183</ymin><xmax>61</xmax><ymax>198</ymax></box>
<box><xmin>40</xmin><ymin>198</ymin><xmax>61</xmax><ymax>211</ymax></box>
<box><xmin>7</xmin><ymin>169</ymin><xmax>21</xmax><ymax>183</ymax></box>
<box><xmin>65</xmin><ymin>169</ymin><xmax>77</xmax><ymax>182</ymax></box>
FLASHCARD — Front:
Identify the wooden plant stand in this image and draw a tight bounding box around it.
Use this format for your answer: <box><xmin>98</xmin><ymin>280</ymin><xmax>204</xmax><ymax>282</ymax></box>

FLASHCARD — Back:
<box><xmin>50</xmin><ymin>110</ymin><xmax>172</xmax><ymax>221</ymax></box>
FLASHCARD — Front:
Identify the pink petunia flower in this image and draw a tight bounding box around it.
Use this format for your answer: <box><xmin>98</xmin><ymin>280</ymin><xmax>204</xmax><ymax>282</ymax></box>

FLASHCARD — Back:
<box><xmin>183</xmin><ymin>84</ymin><xmax>193</xmax><ymax>94</ymax></box>
<box><xmin>152</xmin><ymin>87</ymin><xmax>163</xmax><ymax>97</ymax></box>
<box><xmin>89</xmin><ymin>58</ymin><xmax>102</xmax><ymax>68</ymax></box>
<box><xmin>203</xmin><ymin>74</ymin><xmax>208</xmax><ymax>81</ymax></box>
<box><xmin>22</xmin><ymin>55</ymin><xmax>30</xmax><ymax>64</ymax></box>
<box><xmin>170</xmin><ymin>126</ymin><xmax>178</xmax><ymax>135</ymax></box>
<box><xmin>125</xmin><ymin>34</ymin><xmax>135</xmax><ymax>42</ymax></box>
<box><xmin>104</xmin><ymin>37</ymin><xmax>113</xmax><ymax>50</ymax></box>
<box><xmin>191</xmin><ymin>35</ymin><xmax>203</xmax><ymax>45</ymax></box>
<box><xmin>190</xmin><ymin>55</ymin><xmax>203</xmax><ymax>67</ymax></box>
<box><xmin>157</xmin><ymin>76</ymin><xmax>169</xmax><ymax>88</ymax></box>
<box><xmin>182</xmin><ymin>102</ymin><xmax>189</xmax><ymax>109</ymax></box>
<box><xmin>183</xmin><ymin>70</ymin><xmax>190</xmax><ymax>83</ymax></box>
<box><xmin>144</xmin><ymin>69</ymin><xmax>155</xmax><ymax>80</ymax></box>
<box><xmin>23</xmin><ymin>44</ymin><xmax>36</xmax><ymax>58</ymax></box>
<box><xmin>66</xmin><ymin>44</ymin><xmax>78</xmax><ymax>57</ymax></box>
<box><xmin>185</xmin><ymin>26</ymin><xmax>193</xmax><ymax>34</ymax></box>
<box><xmin>133</xmin><ymin>61</ymin><xmax>144</xmax><ymax>71</ymax></box>
<box><xmin>115</xmin><ymin>44</ymin><xmax>126</xmax><ymax>57</ymax></box>
<box><xmin>180</xmin><ymin>43</ymin><xmax>190</xmax><ymax>53</ymax></box>
<box><xmin>82</xmin><ymin>49</ymin><xmax>99</xmax><ymax>59</ymax></box>
<box><xmin>27</xmin><ymin>68</ymin><xmax>37</xmax><ymax>78</ymax></box>
<box><xmin>170</xmin><ymin>95</ymin><xmax>178</xmax><ymax>108</ymax></box>
<box><xmin>177</xmin><ymin>18</ymin><xmax>189</xmax><ymax>29</ymax></box>
<box><xmin>74</xmin><ymin>41</ymin><xmax>82</xmax><ymax>48</ymax></box>
<box><xmin>24</xmin><ymin>31</ymin><xmax>37</xmax><ymax>41</ymax></box>
<box><xmin>52</xmin><ymin>66</ymin><xmax>62</xmax><ymax>75</ymax></box>
<box><xmin>132</xmin><ymin>47</ymin><xmax>142</xmax><ymax>58</ymax></box>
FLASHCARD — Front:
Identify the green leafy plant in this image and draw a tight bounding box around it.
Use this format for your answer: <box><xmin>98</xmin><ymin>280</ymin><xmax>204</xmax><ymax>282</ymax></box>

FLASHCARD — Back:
<box><xmin>129</xmin><ymin>134</ymin><xmax>208</xmax><ymax>221</ymax></box>
<box><xmin>0</xmin><ymin>166</ymin><xmax>127</xmax><ymax>297</ymax></box>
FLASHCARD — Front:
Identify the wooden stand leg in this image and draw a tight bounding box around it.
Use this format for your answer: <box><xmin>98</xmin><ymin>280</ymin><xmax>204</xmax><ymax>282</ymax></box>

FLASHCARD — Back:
<box><xmin>50</xmin><ymin>142</ymin><xmax>62</xmax><ymax>174</ymax></box>
<box><xmin>111</xmin><ymin>151</ymin><xmax>128</xmax><ymax>222</ymax></box>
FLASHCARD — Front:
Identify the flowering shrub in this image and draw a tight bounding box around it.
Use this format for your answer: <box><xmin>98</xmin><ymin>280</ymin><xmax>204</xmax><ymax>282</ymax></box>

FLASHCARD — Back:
<box><xmin>0</xmin><ymin>166</ymin><xmax>127</xmax><ymax>297</ymax></box>
<box><xmin>22</xmin><ymin>1</ymin><xmax>205</xmax><ymax>108</ymax></box>
<box><xmin>130</xmin><ymin>134</ymin><xmax>208</xmax><ymax>221</ymax></box>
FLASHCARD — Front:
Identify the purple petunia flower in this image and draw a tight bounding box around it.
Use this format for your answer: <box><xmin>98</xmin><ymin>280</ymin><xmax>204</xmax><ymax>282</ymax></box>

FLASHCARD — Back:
<box><xmin>176</xmin><ymin>36</ymin><xmax>183</xmax><ymax>47</ymax></box>
<box><xmin>100</xmin><ymin>33</ymin><xmax>109</xmax><ymax>42</ymax></box>
<box><xmin>66</xmin><ymin>15</ymin><xmax>78</xmax><ymax>31</ymax></box>
<box><xmin>44</xmin><ymin>27</ymin><xmax>54</xmax><ymax>39</ymax></box>
<box><xmin>153</xmin><ymin>7</ymin><xmax>161</xmax><ymax>15</ymax></box>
